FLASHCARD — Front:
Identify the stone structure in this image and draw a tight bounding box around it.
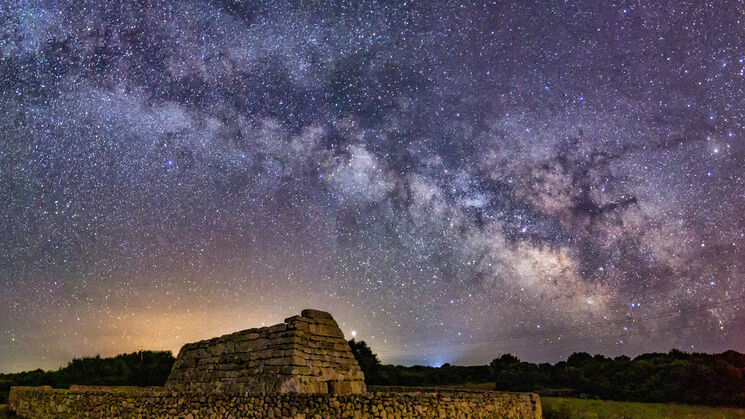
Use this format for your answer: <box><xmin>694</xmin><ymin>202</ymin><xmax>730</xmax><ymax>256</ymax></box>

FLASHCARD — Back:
<box><xmin>8</xmin><ymin>308</ymin><xmax>543</xmax><ymax>417</ymax></box>
<box><xmin>164</xmin><ymin>309</ymin><xmax>366</xmax><ymax>395</ymax></box>
<box><xmin>9</xmin><ymin>385</ymin><xmax>542</xmax><ymax>418</ymax></box>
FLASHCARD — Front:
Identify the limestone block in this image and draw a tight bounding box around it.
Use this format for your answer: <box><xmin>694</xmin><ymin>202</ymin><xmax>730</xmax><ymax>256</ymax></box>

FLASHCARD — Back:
<box><xmin>164</xmin><ymin>309</ymin><xmax>365</xmax><ymax>395</ymax></box>
<box><xmin>308</xmin><ymin>324</ymin><xmax>346</xmax><ymax>338</ymax></box>
<box><xmin>300</xmin><ymin>309</ymin><xmax>335</xmax><ymax>320</ymax></box>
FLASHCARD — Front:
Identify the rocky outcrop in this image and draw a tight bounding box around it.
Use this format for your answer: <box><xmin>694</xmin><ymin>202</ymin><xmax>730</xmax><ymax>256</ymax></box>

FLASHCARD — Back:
<box><xmin>164</xmin><ymin>309</ymin><xmax>366</xmax><ymax>395</ymax></box>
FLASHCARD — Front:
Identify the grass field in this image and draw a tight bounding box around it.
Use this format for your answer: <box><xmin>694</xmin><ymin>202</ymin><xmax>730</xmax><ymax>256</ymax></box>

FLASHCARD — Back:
<box><xmin>542</xmin><ymin>397</ymin><xmax>745</xmax><ymax>419</ymax></box>
<box><xmin>0</xmin><ymin>405</ymin><xmax>15</xmax><ymax>419</ymax></box>
<box><xmin>432</xmin><ymin>383</ymin><xmax>745</xmax><ymax>418</ymax></box>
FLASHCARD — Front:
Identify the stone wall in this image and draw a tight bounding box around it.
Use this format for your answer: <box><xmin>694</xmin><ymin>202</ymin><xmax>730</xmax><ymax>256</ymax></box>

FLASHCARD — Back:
<box><xmin>165</xmin><ymin>309</ymin><xmax>366</xmax><ymax>395</ymax></box>
<box><xmin>9</xmin><ymin>385</ymin><xmax>542</xmax><ymax>418</ymax></box>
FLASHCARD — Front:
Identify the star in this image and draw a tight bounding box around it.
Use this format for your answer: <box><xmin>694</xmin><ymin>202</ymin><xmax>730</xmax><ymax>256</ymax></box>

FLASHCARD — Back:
<box><xmin>1</xmin><ymin>0</ymin><xmax>743</xmax><ymax>372</ymax></box>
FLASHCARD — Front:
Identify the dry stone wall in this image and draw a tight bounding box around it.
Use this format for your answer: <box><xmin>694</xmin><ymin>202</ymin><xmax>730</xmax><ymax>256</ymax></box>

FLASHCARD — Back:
<box><xmin>165</xmin><ymin>309</ymin><xmax>366</xmax><ymax>395</ymax></box>
<box><xmin>9</xmin><ymin>385</ymin><xmax>542</xmax><ymax>418</ymax></box>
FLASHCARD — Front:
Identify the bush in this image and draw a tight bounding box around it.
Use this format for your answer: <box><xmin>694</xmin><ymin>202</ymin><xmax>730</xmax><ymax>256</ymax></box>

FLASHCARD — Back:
<box><xmin>0</xmin><ymin>351</ymin><xmax>174</xmax><ymax>403</ymax></box>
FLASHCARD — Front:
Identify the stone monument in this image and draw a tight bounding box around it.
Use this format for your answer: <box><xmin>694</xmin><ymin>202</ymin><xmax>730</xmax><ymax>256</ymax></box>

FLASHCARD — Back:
<box><xmin>164</xmin><ymin>309</ymin><xmax>366</xmax><ymax>395</ymax></box>
<box><xmin>10</xmin><ymin>308</ymin><xmax>542</xmax><ymax>417</ymax></box>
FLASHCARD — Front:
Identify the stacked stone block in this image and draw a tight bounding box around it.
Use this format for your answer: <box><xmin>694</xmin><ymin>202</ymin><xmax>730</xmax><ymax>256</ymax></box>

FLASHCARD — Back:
<box><xmin>9</xmin><ymin>385</ymin><xmax>542</xmax><ymax>418</ymax></box>
<box><xmin>164</xmin><ymin>309</ymin><xmax>366</xmax><ymax>395</ymax></box>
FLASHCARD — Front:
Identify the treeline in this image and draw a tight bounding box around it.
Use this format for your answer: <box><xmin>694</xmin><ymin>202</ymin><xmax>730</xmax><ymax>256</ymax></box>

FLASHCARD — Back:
<box><xmin>489</xmin><ymin>350</ymin><xmax>745</xmax><ymax>406</ymax></box>
<box><xmin>4</xmin><ymin>342</ymin><xmax>745</xmax><ymax>407</ymax></box>
<box><xmin>349</xmin><ymin>340</ymin><xmax>745</xmax><ymax>407</ymax></box>
<box><xmin>348</xmin><ymin>339</ymin><xmax>493</xmax><ymax>386</ymax></box>
<box><xmin>0</xmin><ymin>351</ymin><xmax>174</xmax><ymax>403</ymax></box>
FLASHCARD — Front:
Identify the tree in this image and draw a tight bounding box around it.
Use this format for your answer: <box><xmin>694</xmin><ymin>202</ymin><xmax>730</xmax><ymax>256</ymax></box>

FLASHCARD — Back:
<box><xmin>348</xmin><ymin>339</ymin><xmax>382</xmax><ymax>384</ymax></box>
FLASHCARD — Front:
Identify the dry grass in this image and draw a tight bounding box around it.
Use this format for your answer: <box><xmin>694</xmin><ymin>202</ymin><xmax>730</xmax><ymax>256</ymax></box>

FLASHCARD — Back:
<box><xmin>435</xmin><ymin>382</ymin><xmax>497</xmax><ymax>391</ymax></box>
<box><xmin>542</xmin><ymin>397</ymin><xmax>745</xmax><ymax>419</ymax></box>
<box><xmin>0</xmin><ymin>405</ymin><xmax>16</xmax><ymax>419</ymax></box>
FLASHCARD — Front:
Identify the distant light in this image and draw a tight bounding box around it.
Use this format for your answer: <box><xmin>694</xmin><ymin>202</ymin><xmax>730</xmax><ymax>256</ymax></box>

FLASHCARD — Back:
<box><xmin>707</xmin><ymin>172</ymin><xmax>712</xmax><ymax>177</ymax></box>
<box><xmin>351</xmin><ymin>330</ymin><xmax>357</xmax><ymax>337</ymax></box>
<box><xmin>622</xmin><ymin>9</ymin><xmax>628</xmax><ymax>13</ymax></box>
<box><xmin>578</xmin><ymin>96</ymin><xmax>584</xmax><ymax>101</ymax></box>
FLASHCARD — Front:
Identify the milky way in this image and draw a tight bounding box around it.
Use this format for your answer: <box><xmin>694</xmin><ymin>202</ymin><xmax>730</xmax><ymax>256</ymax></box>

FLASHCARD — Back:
<box><xmin>1</xmin><ymin>0</ymin><xmax>745</xmax><ymax>372</ymax></box>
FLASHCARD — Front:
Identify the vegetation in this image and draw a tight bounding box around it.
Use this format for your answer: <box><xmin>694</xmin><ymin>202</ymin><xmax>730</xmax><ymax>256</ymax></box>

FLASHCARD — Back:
<box><xmin>3</xmin><ymin>341</ymin><xmax>745</xmax><ymax>411</ymax></box>
<box><xmin>349</xmin><ymin>340</ymin><xmax>745</xmax><ymax>407</ymax></box>
<box><xmin>348</xmin><ymin>339</ymin><xmax>493</xmax><ymax>386</ymax></box>
<box><xmin>542</xmin><ymin>397</ymin><xmax>745</xmax><ymax>419</ymax></box>
<box><xmin>0</xmin><ymin>351</ymin><xmax>174</xmax><ymax>404</ymax></box>
<box><xmin>0</xmin><ymin>404</ymin><xmax>16</xmax><ymax>419</ymax></box>
<box><xmin>490</xmin><ymin>350</ymin><xmax>745</xmax><ymax>406</ymax></box>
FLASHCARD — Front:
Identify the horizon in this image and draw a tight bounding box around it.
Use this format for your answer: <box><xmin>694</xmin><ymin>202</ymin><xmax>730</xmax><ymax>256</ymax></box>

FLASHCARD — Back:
<box><xmin>4</xmin><ymin>341</ymin><xmax>744</xmax><ymax>375</ymax></box>
<box><xmin>2</xmin><ymin>319</ymin><xmax>743</xmax><ymax>374</ymax></box>
<box><xmin>2</xmin><ymin>1</ymin><xmax>744</xmax><ymax>374</ymax></box>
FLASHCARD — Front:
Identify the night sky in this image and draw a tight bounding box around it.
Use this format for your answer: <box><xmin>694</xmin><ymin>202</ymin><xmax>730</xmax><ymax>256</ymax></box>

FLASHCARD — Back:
<box><xmin>2</xmin><ymin>0</ymin><xmax>745</xmax><ymax>373</ymax></box>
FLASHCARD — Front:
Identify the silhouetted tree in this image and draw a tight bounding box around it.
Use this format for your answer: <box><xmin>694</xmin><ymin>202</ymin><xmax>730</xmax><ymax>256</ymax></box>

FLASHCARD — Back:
<box><xmin>0</xmin><ymin>351</ymin><xmax>175</xmax><ymax>403</ymax></box>
<box><xmin>348</xmin><ymin>339</ymin><xmax>383</xmax><ymax>384</ymax></box>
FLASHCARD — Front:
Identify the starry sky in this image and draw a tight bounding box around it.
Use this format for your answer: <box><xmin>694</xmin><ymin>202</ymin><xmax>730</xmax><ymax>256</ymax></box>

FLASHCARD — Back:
<box><xmin>1</xmin><ymin>0</ymin><xmax>745</xmax><ymax>373</ymax></box>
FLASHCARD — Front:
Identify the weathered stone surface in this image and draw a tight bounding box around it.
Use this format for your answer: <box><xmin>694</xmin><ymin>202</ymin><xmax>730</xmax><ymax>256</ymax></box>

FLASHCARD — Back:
<box><xmin>8</xmin><ymin>386</ymin><xmax>542</xmax><ymax>418</ymax></box>
<box><xmin>300</xmin><ymin>309</ymin><xmax>335</xmax><ymax>320</ymax></box>
<box><xmin>164</xmin><ymin>309</ymin><xmax>366</xmax><ymax>395</ymax></box>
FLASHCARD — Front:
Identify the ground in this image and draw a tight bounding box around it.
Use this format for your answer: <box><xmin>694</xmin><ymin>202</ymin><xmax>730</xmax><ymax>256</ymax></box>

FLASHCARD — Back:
<box><xmin>542</xmin><ymin>397</ymin><xmax>745</xmax><ymax>419</ymax></box>
<box><xmin>0</xmin><ymin>405</ymin><xmax>16</xmax><ymax>418</ymax></box>
<box><xmin>439</xmin><ymin>384</ymin><xmax>745</xmax><ymax>418</ymax></box>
